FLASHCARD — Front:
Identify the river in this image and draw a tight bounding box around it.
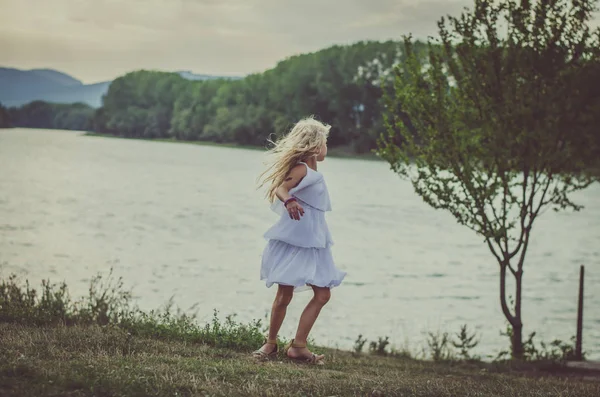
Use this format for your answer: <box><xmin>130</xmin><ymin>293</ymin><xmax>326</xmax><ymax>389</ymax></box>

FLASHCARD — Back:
<box><xmin>1</xmin><ymin>128</ymin><xmax>599</xmax><ymax>359</ymax></box>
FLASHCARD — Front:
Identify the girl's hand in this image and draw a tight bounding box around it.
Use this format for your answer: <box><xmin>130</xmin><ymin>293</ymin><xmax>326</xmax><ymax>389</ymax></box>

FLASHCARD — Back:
<box><xmin>286</xmin><ymin>201</ymin><xmax>305</xmax><ymax>221</ymax></box>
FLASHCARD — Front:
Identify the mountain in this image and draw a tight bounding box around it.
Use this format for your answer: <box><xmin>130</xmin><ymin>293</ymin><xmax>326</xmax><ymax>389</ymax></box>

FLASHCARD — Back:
<box><xmin>26</xmin><ymin>69</ymin><xmax>82</xmax><ymax>87</ymax></box>
<box><xmin>0</xmin><ymin>68</ymin><xmax>242</xmax><ymax>108</ymax></box>
<box><xmin>0</xmin><ymin>67</ymin><xmax>110</xmax><ymax>108</ymax></box>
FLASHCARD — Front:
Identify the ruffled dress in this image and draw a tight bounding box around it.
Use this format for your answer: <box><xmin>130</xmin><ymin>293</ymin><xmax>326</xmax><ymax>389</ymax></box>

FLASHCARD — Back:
<box><xmin>261</xmin><ymin>162</ymin><xmax>347</xmax><ymax>292</ymax></box>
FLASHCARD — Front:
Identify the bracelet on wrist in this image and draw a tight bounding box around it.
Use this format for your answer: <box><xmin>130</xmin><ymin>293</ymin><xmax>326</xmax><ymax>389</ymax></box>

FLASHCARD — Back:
<box><xmin>284</xmin><ymin>197</ymin><xmax>297</xmax><ymax>208</ymax></box>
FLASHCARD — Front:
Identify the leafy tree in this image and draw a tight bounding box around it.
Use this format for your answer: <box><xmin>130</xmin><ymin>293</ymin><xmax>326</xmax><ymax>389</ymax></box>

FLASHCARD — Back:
<box><xmin>8</xmin><ymin>101</ymin><xmax>94</xmax><ymax>131</ymax></box>
<box><xmin>169</xmin><ymin>79</ymin><xmax>223</xmax><ymax>140</ymax></box>
<box><xmin>95</xmin><ymin>71</ymin><xmax>187</xmax><ymax>138</ymax></box>
<box><xmin>0</xmin><ymin>103</ymin><xmax>10</xmax><ymax>128</ymax></box>
<box><xmin>379</xmin><ymin>0</ymin><xmax>600</xmax><ymax>359</ymax></box>
<box><xmin>9</xmin><ymin>101</ymin><xmax>55</xmax><ymax>128</ymax></box>
<box><xmin>118</xmin><ymin>41</ymin><xmax>421</xmax><ymax>151</ymax></box>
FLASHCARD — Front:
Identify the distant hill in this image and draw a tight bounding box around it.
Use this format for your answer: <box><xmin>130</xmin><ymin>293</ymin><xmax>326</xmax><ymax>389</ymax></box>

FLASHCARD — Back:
<box><xmin>0</xmin><ymin>68</ymin><xmax>242</xmax><ymax>108</ymax></box>
<box><xmin>26</xmin><ymin>69</ymin><xmax>82</xmax><ymax>87</ymax></box>
<box><xmin>0</xmin><ymin>67</ymin><xmax>110</xmax><ymax>108</ymax></box>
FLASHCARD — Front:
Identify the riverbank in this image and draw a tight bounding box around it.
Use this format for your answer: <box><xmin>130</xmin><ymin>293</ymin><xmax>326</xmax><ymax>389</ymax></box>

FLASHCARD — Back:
<box><xmin>82</xmin><ymin>132</ymin><xmax>381</xmax><ymax>161</ymax></box>
<box><xmin>1</xmin><ymin>272</ymin><xmax>599</xmax><ymax>396</ymax></box>
<box><xmin>2</xmin><ymin>323</ymin><xmax>599</xmax><ymax>397</ymax></box>
<box><xmin>79</xmin><ymin>132</ymin><xmax>600</xmax><ymax>174</ymax></box>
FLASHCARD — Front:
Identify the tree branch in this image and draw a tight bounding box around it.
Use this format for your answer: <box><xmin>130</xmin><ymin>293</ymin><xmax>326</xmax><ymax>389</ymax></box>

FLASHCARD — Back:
<box><xmin>508</xmin><ymin>166</ymin><xmax>530</xmax><ymax>260</ymax></box>
<box><xmin>500</xmin><ymin>263</ymin><xmax>516</xmax><ymax>325</ymax></box>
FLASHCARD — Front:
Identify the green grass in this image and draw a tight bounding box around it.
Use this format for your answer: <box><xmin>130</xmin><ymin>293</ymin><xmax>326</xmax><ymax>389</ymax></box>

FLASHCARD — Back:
<box><xmin>1</xmin><ymin>323</ymin><xmax>599</xmax><ymax>397</ymax></box>
<box><xmin>1</xmin><ymin>272</ymin><xmax>598</xmax><ymax>396</ymax></box>
<box><xmin>0</xmin><ymin>272</ymin><xmax>266</xmax><ymax>352</ymax></box>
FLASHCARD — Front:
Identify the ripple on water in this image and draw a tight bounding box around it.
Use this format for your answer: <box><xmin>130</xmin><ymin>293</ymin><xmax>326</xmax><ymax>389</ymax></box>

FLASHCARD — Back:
<box><xmin>392</xmin><ymin>274</ymin><xmax>419</xmax><ymax>279</ymax></box>
<box><xmin>407</xmin><ymin>295</ymin><xmax>481</xmax><ymax>301</ymax></box>
<box><xmin>57</xmin><ymin>198</ymin><xmax>77</xmax><ymax>205</ymax></box>
<box><xmin>452</xmin><ymin>296</ymin><xmax>480</xmax><ymax>300</ymax></box>
<box><xmin>346</xmin><ymin>282</ymin><xmax>367</xmax><ymax>287</ymax></box>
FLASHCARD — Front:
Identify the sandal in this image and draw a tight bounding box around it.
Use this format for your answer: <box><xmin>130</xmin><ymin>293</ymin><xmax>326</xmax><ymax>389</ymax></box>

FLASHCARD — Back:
<box><xmin>284</xmin><ymin>339</ymin><xmax>325</xmax><ymax>365</ymax></box>
<box><xmin>252</xmin><ymin>338</ymin><xmax>279</xmax><ymax>361</ymax></box>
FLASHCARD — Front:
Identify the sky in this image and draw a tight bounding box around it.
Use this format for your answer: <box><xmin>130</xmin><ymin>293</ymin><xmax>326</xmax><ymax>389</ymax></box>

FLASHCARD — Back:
<box><xmin>1</xmin><ymin>0</ymin><xmax>598</xmax><ymax>84</ymax></box>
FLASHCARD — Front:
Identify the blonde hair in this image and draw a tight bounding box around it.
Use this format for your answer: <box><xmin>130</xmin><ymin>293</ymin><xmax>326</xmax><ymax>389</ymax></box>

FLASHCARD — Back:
<box><xmin>258</xmin><ymin>116</ymin><xmax>330</xmax><ymax>202</ymax></box>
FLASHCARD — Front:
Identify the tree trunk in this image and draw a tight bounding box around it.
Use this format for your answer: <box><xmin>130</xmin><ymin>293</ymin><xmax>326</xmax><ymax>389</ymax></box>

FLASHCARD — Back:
<box><xmin>499</xmin><ymin>263</ymin><xmax>524</xmax><ymax>359</ymax></box>
<box><xmin>499</xmin><ymin>264</ymin><xmax>514</xmax><ymax>326</ymax></box>
<box><xmin>512</xmin><ymin>321</ymin><xmax>524</xmax><ymax>359</ymax></box>
<box><xmin>513</xmin><ymin>269</ymin><xmax>524</xmax><ymax>359</ymax></box>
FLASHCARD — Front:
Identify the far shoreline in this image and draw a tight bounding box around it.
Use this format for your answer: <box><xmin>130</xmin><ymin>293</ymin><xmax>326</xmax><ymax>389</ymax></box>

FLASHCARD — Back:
<box><xmin>82</xmin><ymin>131</ymin><xmax>382</xmax><ymax>161</ymax></box>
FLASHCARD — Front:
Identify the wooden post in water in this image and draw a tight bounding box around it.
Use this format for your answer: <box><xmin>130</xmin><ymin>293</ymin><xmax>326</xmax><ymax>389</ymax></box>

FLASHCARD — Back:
<box><xmin>575</xmin><ymin>265</ymin><xmax>584</xmax><ymax>361</ymax></box>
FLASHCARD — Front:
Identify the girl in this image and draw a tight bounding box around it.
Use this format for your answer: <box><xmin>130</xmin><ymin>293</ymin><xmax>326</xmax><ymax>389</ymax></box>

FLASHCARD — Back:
<box><xmin>254</xmin><ymin>117</ymin><xmax>346</xmax><ymax>365</ymax></box>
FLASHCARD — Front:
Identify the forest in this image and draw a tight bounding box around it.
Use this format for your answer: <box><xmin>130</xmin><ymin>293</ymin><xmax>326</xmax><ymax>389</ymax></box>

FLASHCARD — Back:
<box><xmin>3</xmin><ymin>37</ymin><xmax>598</xmax><ymax>163</ymax></box>
<box><xmin>3</xmin><ymin>40</ymin><xmax>424</xmax><ymax>154</ymax></box>
<box><xmin>4</xmin><ymin>101</ymin><xmax>94</xmax><ymax>131</ymax></box>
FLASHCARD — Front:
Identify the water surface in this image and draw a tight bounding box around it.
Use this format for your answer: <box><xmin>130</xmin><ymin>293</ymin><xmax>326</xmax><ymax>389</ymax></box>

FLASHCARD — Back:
<box><xmin>1</xmin><ymin>128</ymin><xmax>599</xmax><ymax>359</ymax></box>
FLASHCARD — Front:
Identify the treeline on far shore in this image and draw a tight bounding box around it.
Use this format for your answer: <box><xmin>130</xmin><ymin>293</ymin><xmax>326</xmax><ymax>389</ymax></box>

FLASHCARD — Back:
<box><xmin>2</xmin><ymin>38</ymin><xmax>599</xmax><ymax>166</ymax></box>
<box><xmin>1</xmin><ymin>41</ymin><xmax>416</xmax><ymax>154</ymax></box>
<box><xmin>0</xmin><ymin>101</ymin><xmax>93</xmax><ymax>131</ymax></box>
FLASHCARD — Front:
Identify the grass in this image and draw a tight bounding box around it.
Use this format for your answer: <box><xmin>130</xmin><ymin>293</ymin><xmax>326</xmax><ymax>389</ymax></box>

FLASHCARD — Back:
<box><xmin>1</xmin><ymin>272</ymin><xmax>599</xmax><ymax>396</ymax></box>
<box><xmin>2</xmin><ymin>323</ymin><xmax>599</xmax><ymax>397</ymax></box>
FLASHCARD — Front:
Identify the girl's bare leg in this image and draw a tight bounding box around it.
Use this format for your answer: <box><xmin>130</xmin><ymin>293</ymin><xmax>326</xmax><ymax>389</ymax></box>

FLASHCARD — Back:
<box><xmin>258</xmin><ymin>285</ymin><xmax>294</xmax><ymax>354</ymax></box>
<box><xmin>287</xmin><ymin>285</ymin><xmax>330</xmax><ymax>359</ymax></box>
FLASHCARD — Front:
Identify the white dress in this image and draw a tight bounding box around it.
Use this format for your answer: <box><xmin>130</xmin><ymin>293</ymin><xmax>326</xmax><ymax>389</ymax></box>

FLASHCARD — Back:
<box><xmin>260</xmin><ymin>162</ymin><xmax>347</xmax><ymax>292</ymax></box>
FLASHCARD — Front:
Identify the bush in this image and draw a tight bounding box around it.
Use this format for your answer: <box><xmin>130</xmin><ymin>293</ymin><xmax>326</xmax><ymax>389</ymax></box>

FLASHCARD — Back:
<box><xmin>0</xmin><ymin>271</ymin><xmax>264</xmax><ymax>351</ymax></box>
<box><xmin>353</xmin><ymin>334</ymin><xmax>368</xmax><ymax>354</ymax></box>
<box><xmin>426</xmin><ymin>331</ymin><xmax>454</xmax><ymax>362</ymax></box>
<box><xmin>369</xmin><ymin>336</ymin><xmax>391</xmax><ymax>356</ymax></box>
<box><xmin>452</xmin><ymin>324</ymin><xmax>480</xmax><ymax>361</ymax></box>
<box><xmin>496</xmin><ymin>325</ymin><xmax>583</xmax><ymax>362</ymax></box>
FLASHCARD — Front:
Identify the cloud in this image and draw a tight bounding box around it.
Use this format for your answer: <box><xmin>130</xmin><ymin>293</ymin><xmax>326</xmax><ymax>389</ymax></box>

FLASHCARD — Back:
<box><xmin>0</xmin><ymin>0</ymin><xmax>597</xmax><ymax>83</ymax></box>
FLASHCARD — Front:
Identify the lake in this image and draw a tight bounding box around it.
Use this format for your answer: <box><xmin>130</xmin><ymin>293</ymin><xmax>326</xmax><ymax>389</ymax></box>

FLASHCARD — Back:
<box><xmin>1</xmin><ymin>128</ymin><xmax>599</xmax><ymax>359</ymax></box>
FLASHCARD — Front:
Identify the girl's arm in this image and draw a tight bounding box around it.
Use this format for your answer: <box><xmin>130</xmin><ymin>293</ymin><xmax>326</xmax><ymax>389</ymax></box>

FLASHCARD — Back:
<box><xmin>275</xmin><ymin>164</ymin><xmax>307</xmax><ymax>220</ymax></box>
<box><xmin>275</xmin><ymin>164</ymin><xmax>306</xmax><ymax>202</ymax></box>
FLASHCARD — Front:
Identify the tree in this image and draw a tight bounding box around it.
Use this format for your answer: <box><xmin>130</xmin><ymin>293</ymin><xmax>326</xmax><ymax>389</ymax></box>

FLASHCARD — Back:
<box><xmin>0</xmin><ymin>103</ymin><xmax>11</xmax><ymax>128</ymax></box>
<box><xmin>165</xmin><ymin>41</ymin><xmax>408</xmax><ymax>150</ymax></box>
<box><xmin>97</xmin><ymin>71</ymin><xmax>187</xmax><ymax>138</ymax></box>
<box><xmin>8</xmin><ymin>101</ymin><xmax>94</xmax><ymax>131</ymax></box>
<box><xmin>379</xmin><ymin>0</ymin><xmax>600</xmax><ymax>359</ymax></box>
<box><xmin>79</xmin><ymin>41</ymin><xmax>427</xmax><ymax>152</ymax></box>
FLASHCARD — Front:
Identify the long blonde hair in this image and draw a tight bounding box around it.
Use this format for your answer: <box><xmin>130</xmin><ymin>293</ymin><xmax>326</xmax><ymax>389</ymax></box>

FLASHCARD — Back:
<box><xmin>258</xmin><ymin>116</ymin><xmax>330</xmax><ymax>202</ymax></box>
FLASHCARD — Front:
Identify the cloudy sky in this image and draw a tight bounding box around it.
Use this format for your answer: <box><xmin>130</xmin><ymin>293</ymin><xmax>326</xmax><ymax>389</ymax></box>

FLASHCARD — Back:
<box><xmin>1</xmin><ymin>0</ymin><xmax>598</xmax><ymax>83</ymax></box>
